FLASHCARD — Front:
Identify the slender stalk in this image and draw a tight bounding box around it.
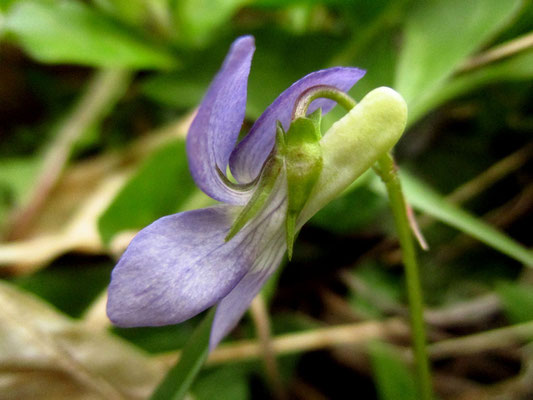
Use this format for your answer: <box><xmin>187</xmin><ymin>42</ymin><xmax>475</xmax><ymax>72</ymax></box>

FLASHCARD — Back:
<box><xmin>374</xmin><ymin>153</ymin><xmax>433</xmax><ymax>400</ymax></box>
<box><xmin>294</xmin><ymin>86</ymin><xmax>433</xmax><ymax>399</ymax></box>
<box><xmin>459</xmin><ymin>30</ymin><xmax>533</xmax><ymax>72</ymax></box>
<box><xmin>250</xmin><ymin>295</ymin><xmax>287</xmax><ymax>399</ymax></box>
<box><xmin>158</xmin><ymin>319</ymin><xmax>533</xmax><ymax>367</ymax></box>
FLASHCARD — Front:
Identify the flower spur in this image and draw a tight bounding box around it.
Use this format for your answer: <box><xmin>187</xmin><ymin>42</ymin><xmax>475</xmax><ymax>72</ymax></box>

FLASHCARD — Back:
<box><xmin>107</xmin><ymin>35</ymin><xmax>407</xmax><ymax>350</ymax></box>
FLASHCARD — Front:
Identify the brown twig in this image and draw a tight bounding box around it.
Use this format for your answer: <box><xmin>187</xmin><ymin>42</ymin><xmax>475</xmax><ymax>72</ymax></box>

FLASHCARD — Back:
<box><xmin>435</xmin><ymin>183</ymin><xmax>533</xmax><ymax>264</ymax></box>
<box><xmin>459</xmin><ymin>31</ymin><xmax>533</xmax><ymax>73</ymax></box>
<box><xmin>250</xmin><ymin>295</ymin><xmax>287</xmax><ymax>399</ymax></box>
<box><xmin>447</xmin><ymin>143</ymin><xmax>533</xmax><ymax>205</ymax></box>
<box><xmin>340</xmin><ymin>270</ymin><xmax>501</xmax><ymax>328</ymax></box>
<box><xmin>157</xmin><ymin>318</ymin><xmax>408</xmax><ymax>367</ymax></box>
<box><xmin>426</xmin><ymin>321</ymin><xmax>533</xmax><ymax>361</ymax></box>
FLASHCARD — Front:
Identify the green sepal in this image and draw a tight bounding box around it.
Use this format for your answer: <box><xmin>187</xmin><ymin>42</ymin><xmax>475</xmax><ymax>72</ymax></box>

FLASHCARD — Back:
<box><xmin>283</xmin><ymin>109</ymin><xmax>323</xmax><ymax>259</ymax></box>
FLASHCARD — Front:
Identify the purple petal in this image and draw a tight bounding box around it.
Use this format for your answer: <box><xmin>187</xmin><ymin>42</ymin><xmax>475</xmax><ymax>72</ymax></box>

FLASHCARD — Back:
<box><xmin>210</xmin><ymin>234</ymin><xmax>286</xmax><ymax>350</ymax></box>
<box><xmin>108</xmin><ymin>205</ymin><xmax>262</xmax><ymax>327</ymax></box>
<box><xmin>229</xmin><ymin>67</ymin><xmax>366</xmax><ymax>183</ymax></box>
<box><xmin>186</xmin><ymin>35</ymin><xmax>255</xmax><ymax>205</ymax></box>
<box><xmin>107</xmin><ymin>179</ymin><xmax>288</xmax><ymax>328</ymax></box>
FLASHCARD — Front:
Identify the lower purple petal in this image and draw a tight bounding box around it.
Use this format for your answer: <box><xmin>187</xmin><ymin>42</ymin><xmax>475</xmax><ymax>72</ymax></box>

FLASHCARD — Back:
<box><xmin>209</xmin><ymin>234</ymin><xmax>286</xmax><ymax>350</ymax></box>
<box><xmin>108</xmin><ymin>205</ymin><xmax>257</xmax><ymax>327</ymax></box>
<box><xmin>107</xmin><ymin>177</ymin><xmax>288</xmax><ymax>329</ymax></box>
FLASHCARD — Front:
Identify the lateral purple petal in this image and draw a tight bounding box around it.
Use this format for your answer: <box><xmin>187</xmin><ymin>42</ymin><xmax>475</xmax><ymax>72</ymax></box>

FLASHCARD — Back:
<box><xmin>209</xmin><ymin>235</ymin><xmax>286</xmax><ymax>350</ymax></box>
<box><xmin>107</xmin><ymin>205</ymin><xmax>256</xmax><ymax>327</ymax></box>
<box><xmin>186</xmin><ymin>35</ymin><xmax>255</xmax><ymax>205</ymax></box>
<box><xmin>229</xmin><ymin>67</ymin><xmax>366</xmax><ymax>183</ymax></box>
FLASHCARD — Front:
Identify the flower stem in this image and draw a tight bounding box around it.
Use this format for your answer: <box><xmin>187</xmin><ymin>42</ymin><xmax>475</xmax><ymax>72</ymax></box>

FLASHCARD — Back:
<box><xmin>294</xmin><ymin>85</ymin><xmax>433</xmax><ymax>398</ymax></box>
<box><xmin>374</xmin><ymin>152</ymin><xmax>433</xmax><ymax>400</ymax></box>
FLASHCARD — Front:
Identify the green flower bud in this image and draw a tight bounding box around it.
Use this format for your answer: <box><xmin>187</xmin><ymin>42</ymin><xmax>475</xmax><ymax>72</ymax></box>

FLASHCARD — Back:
<box><xmin>300</xmin><ymin>87</ymin><xmax>408</xmax><ymax>223</ymax></box>
<box><xmin>281</xmin><ymin>109</ymin><xmax>323</xmax><ymax>259</ymax></box>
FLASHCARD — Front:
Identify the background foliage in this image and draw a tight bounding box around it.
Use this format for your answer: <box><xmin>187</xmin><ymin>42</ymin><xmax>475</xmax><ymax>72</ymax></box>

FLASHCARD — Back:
<box><xmin>0</xmin><ymin>0</ymin><xmax>532</xmax><ymax>399</ymax></box>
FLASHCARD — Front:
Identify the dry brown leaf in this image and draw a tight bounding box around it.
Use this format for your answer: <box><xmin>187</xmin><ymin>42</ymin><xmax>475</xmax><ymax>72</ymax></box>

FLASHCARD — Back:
<box><xmin>0</xmin><ymin>281</ymin><xmax>165</xmax><ymax>399</ymax></box>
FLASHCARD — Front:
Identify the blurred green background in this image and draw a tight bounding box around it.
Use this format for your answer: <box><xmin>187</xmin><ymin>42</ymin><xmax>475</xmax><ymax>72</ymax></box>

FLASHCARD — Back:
<box><xmin>0</xmin><ymin>0</ymin><xmax>532</xmax><ymax>399</ymax></box>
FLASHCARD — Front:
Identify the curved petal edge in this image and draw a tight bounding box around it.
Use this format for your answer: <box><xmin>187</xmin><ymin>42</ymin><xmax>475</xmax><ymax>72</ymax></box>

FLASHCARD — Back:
<box><xmin>186</xmin><ymin>35</ymin><xmax>255</xmax><ymax>205</ymax></box>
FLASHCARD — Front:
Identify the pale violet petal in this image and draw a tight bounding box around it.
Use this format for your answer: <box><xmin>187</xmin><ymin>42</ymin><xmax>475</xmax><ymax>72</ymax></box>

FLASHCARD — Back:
<box><xmin>108</xmin><ymin>205</ymin><xmax>263</xmax><ymax>327</ymax></box>
<box><xmin>186</xmin><ymin>35</ymin><xmax>255</xmax><ymax>205</ymax></box>
<box><xmin>107</xmin><ymin>177</ymin><xmax>288</xmax><ymax>328</ymax></box>
<box><xmin>209</xmin><ymin>233</ymin><xmax>286</xmax><ymax>350</ymax></box>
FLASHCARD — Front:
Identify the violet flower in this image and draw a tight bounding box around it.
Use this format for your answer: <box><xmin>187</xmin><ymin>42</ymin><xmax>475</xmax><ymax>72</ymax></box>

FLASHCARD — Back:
<box><xmin>107</xmin><ymin>35</ymin><xmax>407</xmax><ymax>349</ymax></box>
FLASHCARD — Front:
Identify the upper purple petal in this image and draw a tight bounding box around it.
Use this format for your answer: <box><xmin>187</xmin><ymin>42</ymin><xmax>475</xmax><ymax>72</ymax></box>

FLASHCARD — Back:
<box><xmin>186</xmin><ymin>35</ymin><xmax>255</xmax><ymax>205</ymax></box>
<box><xmin>229</xmin><ymin>67</ymin><xmax>366</xmax><ymax>183</ymax></box>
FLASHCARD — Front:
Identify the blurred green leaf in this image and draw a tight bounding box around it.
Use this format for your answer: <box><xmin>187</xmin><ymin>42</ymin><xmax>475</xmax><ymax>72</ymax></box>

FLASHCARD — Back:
<box><xmin>150</xmin><ymin>309</ymin><xmax>214</xmax><ymax>400</ymax></box>
<box><xmin>142</xmin><ymin>71</ymin><xmax>212</xmax><ymax>109</ymax></box>
<box><xmin>251</xmin><ymin>0</ymin><xmax>355</xmax><ymax>7</ymax></box>
<box><xmin>370</xmin><ymin>171</ymin><xmax>533</xmax><ymax>267</ymax></box>
<box><xmin>191</xmin><ymin>365</ymin><xmax>250</xmax><ymax>400</ymax></box>
<box><xmin>11</xmin><ymin>260</ymin><xmax>112</xmax><ymax>318</ymax></box>
<box><xmin>311</xmin><ymin>185</ymin><xmax>386</xmax><ymax>234</ymax></box>
<box><xmin>4</xmin><ymin>0</ymin><xmax>178</xmax><ymax>68</ymax></box>
<box><xmin>114</xmin><ymin>320</ymin><xmax>200</xmax><ymax>353</ymax></box>
<box><xmin>144</xmin><ymin>31</ymin><xmax>345</xmax><ymax>119</ymax></box>
<box><xmin>409</xmin><ymin>49</ymin><xmax>533</xmax><ymax>124</ymax></box>
<box><xmin>0</xmin><ymin>158</ymin><xmax>39</xmax><ymax>227</ymax></box>
<box><xmin>92</xmin><ymin>0</ymin><xmax>146</xmax><ymax>24</ymax></box>
<box><xmin>172</xmin><ymin>0</ymin><xmax>248</xmax><ymax>47</ymax></box>
<box><xmin>395</xmin><ymin>0</ymin><xmax>522</xmax><ymax>107</ymax></box>
<box><xmin>497</xmin><ymin>282</ymin><xmax>533</xmax><ymax>323</ymax></box>
<box><xmin>369</xmin><ymin>341</ymin><xmax>417</xmax><ymax>400</ymax></box>
<box><xmin>98</xmin><ymin>139</ymin><xmax>208</xmax><ymax>244</ymax></box>
<box><xmin>347</xmin><ymin>262</ymin><xmax>403</xmax><ymax>319</ymax></box>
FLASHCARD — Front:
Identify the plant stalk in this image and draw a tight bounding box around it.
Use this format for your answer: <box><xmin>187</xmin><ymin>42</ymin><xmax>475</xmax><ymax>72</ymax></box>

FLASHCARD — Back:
<box><xmin>294</xmin><ymin>86</ymin><xmax>433</xmax><ymax>399</ymax></box>
<box><xmin>375</xmin><ymin>153</ymin><xmax>433</xmax><ymax>400</ymax></box>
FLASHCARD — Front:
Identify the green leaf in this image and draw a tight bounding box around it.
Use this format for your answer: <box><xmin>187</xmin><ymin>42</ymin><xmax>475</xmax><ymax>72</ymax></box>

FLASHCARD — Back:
<box><xmin>150</xmin><ymin>309</ymin><xmax>215</xmax><ymax>400</ymax></box>
<box><xmin>4</xmin><ymin>0</ymin><xmax>178</xmax><ymax>68</ymax></box>
<box><xmin>251</xmin><ymin>0</ymin><xmax>350</xmax><ymax>7</ymax></box>
<box><xmin>0</xmin><ymin>157</ymin><xmax>39</xmax><ymax>233</ymax></box>
<box><xmin>370</xmin><ymin>171</ymin><xmax>533</xmax><ymax>267</ymax></box>
<box><xmin>172</xmin><ymin>0</ymin><xmax>249</xmax><ymax>47</ymax></box>
<box><xmin>92</xmin><ymin>0</ymin><xmax>146</xmax><ymax>25</ymax></box>
<box><xmin>409</xmin><ymin>49</ymin><xmax>533</xmax><ymax>124</ymax></box>
<box><xmin>395</xmin><ymin>0</ymin><xmax>522</xmax><ymax>107</ymax></box>
<box><xmin>191</xmin><ymin>365</ymin><xmax>250</xmax><ymax>400</ymax></box>
<box><xmin>98</xmin><ymin>139</ymin><xmax>207</xmax><ymax>245</ymax></box>
<box><xmin>11</xmin><ymin>261</ymin><xmax>112</xmax><ymax>318</ymax></box>
<box><xmin>497</xmin><ymin>282</ymin><xmax>533</xmax><ymax>324</ymax></box>
<box><xmin>142</xmin><ymin>71</ymin><xmax>213</xmax><ymax>109</ymax></box>
<box><xmin>347</xmin><ymin>261</ymin><xmax>403</xmax><ymax>319</ymax></box>
<box><xmin>311</xmin><ymin>185</ymin><xmax>386</xmax><ymax>234</ymax></box>
<box><xmin>369</xmin><ymin>341</ymin><xmax>417</xmax><ymax>400</ymax></box>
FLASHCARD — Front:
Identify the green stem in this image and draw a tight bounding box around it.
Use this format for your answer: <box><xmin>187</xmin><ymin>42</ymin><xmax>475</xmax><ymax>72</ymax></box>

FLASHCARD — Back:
<box><xmin>294</xmin><ymin>86</ymin><xmax>433</xmax><ymax>399</ymax></box>
<box><xmin>374</xmin><ymin>153</ymin><xmax>433</xmax><ymax>400</ymax></box>
<box><xmin>292</xmin><ymin>84</ymin><xmax>356</xmax><ymax>120</ymax></box>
